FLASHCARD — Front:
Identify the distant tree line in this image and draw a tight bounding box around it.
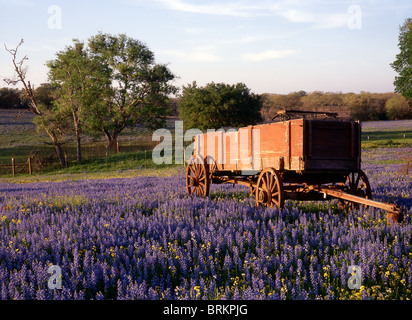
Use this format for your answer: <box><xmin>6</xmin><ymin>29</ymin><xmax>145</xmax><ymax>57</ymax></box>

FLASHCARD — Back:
<box><xmin>0</xmin><ymin>84</ymin><xmax>55</xmax><ymax>110</ymax></box>
<box><xmin>260</xmin><ymin>91</ymin><xmax>412</xmax><ymax>122</ymax></box>
<box><xmin>0</xmin><ymin>87</ymin><xmax>28</xmax><ymax>109</ymax></box>
<box><xmin>3</xmin><ymin>85</ymin><xmax>412</xmax><ymax>124</ymax></box>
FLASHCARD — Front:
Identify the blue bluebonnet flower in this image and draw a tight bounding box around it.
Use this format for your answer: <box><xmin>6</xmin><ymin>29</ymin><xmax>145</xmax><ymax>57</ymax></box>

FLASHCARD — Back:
<box><xmin>0</xmin><ymin>147</ymin><xmax>411</xmax><ymax>299</ymax></box>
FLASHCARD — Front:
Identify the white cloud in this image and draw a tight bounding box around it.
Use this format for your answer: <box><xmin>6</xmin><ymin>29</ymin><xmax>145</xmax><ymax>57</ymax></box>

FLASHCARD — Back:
<box><xmin>151</xmin><ymin>0</ymin><xmax>353</xmax><ymax>29</ymax></box>
<box><xmin>242</xmin><ymin>49</ymin><xmax>296</xmax><ymax>61</ymax></box>
<box><xmin>184</xmin><ymin>27</ymin><xmax>206</xmax><ymax>35</ymax></box>
<box><xmin>274</xmin><ymin>7</ymin><xmax>349</xmax><ymax>29</ymax></box>
<box><xmin>160</xmin><ymin>46</ymin><xmax>222</xmax><ymax>62</ymax></box>
<box><xmin>0</xmin><ymin>0</ymin><xmax>34</xmax><ymax>7</ymax></box>
<box><xmin>153</xmin><ymin>0</ymin><xmax>262</xmax><ymax>17</ymax></box>
<box><xmin>221</xmin><ymin>34</ymin><xmax>287</xmax><ymax>45</ymax></box>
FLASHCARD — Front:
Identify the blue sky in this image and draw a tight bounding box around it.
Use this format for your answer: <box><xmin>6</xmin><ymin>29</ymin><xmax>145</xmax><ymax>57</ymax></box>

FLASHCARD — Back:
<box><xmin>1</xmin><ymin>0</ymin><xmax>411</xmax><ymax>94</ymax></box>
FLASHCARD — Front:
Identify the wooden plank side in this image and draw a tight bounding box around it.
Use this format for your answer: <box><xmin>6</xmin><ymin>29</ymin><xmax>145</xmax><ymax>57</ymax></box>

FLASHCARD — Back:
<box><xmin>258</xmin><ymin>121</ymin><xmax>288</xmax><ymax>170</ymax></box>
<box><xmin>224</xmin><ymin>131</ymin><xmax>238</xmax><ymax>170</ymax></box>
<box><xmin>290</xmin><ymin>119</ymin><xmax>304</xmax><ymax>170</ymax></box>
<box><xmin>310</xmin><ymin>121</ymin><xmax>353</xmax><ymax>158</ymax></box>
<box><xmin>251</xmin><ymin>119</ymin><xmax>304</xmax><ymax>171</ymax></box>
<box><xmin>195</xmin><ymin>118</ymin><xmax>306</xmax><ymax>172</ymax></box>
<box><xmin>303</xmin><ymin>120</ymin><xmax>361</xmax><ymax>171</ymax></box>
<box><xmin>252</xmin><ymin>125</ymin><xmax>261</xmax><ymax>171</ymax></box>
<box><xmin>238</xmin><ymin>127</ymin><xmax>251</xmax><ymax>170</ymax></box>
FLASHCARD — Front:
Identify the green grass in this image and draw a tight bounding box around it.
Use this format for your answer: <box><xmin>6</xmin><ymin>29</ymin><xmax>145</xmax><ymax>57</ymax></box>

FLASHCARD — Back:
<box><xmin>361</xmin><ymin>131</ymin><xmax>412</xmax><ymax>148</ymax></box>
<box><xmin>51</xmin><ymin>150</ymin><xmax>168</xmax><ymax>174</ymax></box>
<box><xmin>0</xmin><ymin>148</ymin><xmax>184</xmax><ymax>183</ymax></box>
<box><xmin>0</xmin><ymin>162</ymin><xmax>184</xmax><ymax>184</ymax></box>
<box><xmin>361</xmin><ymin>120</ymin><xmax>412</xmax><ymax>149</ymax></box>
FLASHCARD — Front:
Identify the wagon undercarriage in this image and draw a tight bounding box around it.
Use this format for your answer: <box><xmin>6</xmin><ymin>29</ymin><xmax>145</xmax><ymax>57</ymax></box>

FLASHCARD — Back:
<box><xmin>186</xmin><ymin>157</ymin><xmax>403</xmax><ymax>225</ymax></box>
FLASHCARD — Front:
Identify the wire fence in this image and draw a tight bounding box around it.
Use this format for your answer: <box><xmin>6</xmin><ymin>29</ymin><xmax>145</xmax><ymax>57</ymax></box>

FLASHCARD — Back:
<box><xmin>0</xmin><ymin>158</ymin><xmax>32</xmax><ymax>175</ymax></box>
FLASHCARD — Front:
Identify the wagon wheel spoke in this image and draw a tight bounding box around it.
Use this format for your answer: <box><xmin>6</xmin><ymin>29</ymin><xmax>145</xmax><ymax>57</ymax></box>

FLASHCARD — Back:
<box><xmin>265</xmin><ymin>171</ymin><xmax>271</xmax><ymax>186</ymax></box>
<box><xmin>262</xmin><ymin>179</ymin><xmax>268</xmax><ymax>192</ymax></box>
<box><xmin>196</xmin><ymin>187</ymin><xmax>202</xmax><ymax>196</ymax></box>
<box><xmin>270</xmin><ymin>176</ymin><xmax>276</xmax><ymax>192</ymax></box>
<box><xmin>188</xmin><ymin>164</ymin><xmax>196</xmax><ymax>177</ymax></box>
<box><xmin>271</xmin><ymin>189</ymin><xmax>280</xmax><ymax>204</ymax></box>
<box><xmin>194</xmin><ymin>163</ymin><xmax>200</xmax><ymax>176</ymax></box>
<box><xmin>271</xmin><ymin>188</ymin><xmax>279</xmax><ymax>200</ymax></box>
<box><xmin>261</xmin><ymin>173</ymin><xmax>267</xmax><ymax>189</ymax></box>
<box><xmin>355</xmin><ymin>173</ymin><xmax>361</xmax><ymax>189</ymax></box>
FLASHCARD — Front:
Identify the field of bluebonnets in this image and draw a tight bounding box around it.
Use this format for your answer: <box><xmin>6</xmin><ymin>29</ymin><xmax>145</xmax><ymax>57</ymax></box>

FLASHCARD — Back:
<box><xmin>0</xmin><ymin>144</ymin><xmax>411</xmax><ymax>299</ymax></box>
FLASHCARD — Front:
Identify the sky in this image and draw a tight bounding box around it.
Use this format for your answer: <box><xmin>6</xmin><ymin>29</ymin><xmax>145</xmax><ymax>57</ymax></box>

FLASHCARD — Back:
<box><xmin>0</xmin><ymin>0</ymin><xmax>411</xmax><ymax>95</ymax></box>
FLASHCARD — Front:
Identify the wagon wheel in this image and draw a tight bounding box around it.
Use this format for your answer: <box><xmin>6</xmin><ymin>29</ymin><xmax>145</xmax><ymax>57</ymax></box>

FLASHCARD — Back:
<box><xmin>256</xmin><ymin>168</ymin><xmax>284</xmax><ymax>209</ymax></box>
<box><xmin>338</xmin><ymin>170</ymin><xmax>372</xmax><ymax>211</ymax></box>
<box><xmin>186</xmin><ymin>155</ymin><xmax>210</xmax><ymax>197</ymax></box>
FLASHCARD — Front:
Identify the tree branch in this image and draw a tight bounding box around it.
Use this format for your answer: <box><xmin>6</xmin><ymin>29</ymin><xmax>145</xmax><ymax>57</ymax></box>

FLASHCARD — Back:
<box><xmin>4</xmin><ymin>39</ymin><xmax>42</xmax><ymax>115</ymax></box>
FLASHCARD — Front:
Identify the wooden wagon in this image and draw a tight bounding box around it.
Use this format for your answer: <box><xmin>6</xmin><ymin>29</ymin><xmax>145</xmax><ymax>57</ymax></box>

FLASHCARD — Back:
<box><xmin>185</xmin><ymin>110</ymin><xmax>403</xmax><ymax>224</ymax></box>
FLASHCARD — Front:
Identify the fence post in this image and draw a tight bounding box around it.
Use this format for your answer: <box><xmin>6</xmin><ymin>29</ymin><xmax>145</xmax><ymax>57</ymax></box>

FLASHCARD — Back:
<box><xmin>28</xmin><ymin>157</ymin><xmax>32</xmax><ymax>175</ymax></box>
<box><xmin>117</xmin><ymin>142</ymin><xmax>119</xmax><ymax>153</ymax></box>
<box><xmin>11</xmin><ymin>158</ymin><xmax>15</xmax><ymax>176</ymax></box>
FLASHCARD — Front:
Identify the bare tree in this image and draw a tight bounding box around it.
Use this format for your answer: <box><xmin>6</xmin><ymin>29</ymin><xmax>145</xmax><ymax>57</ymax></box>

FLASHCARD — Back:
<box><xmin>4</xmin><ymin>39</ymin><xmax>41</xmax><ymax>115</ymax></box>
<box><xmin>4</xmin><ymin>39</ymin><xmax>67</xmax><ymax>168</ymax></box>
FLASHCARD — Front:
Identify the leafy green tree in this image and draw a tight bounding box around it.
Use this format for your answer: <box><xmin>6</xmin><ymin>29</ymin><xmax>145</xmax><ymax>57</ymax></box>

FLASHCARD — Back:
<box><xmin>301</xmin><ymin>91</ymin><xmax>324</xmax><ymax>109</ymax></box>
<box><xmin>33</xmin><ymin>83</ymin><xmax>54</xmax><ymax>109</ymax></box>
<box><xmin>386</xmin><ymin>94</ymin><xmax>412</xmax><ymax>119</ymax></box>
<box><xmin>47</xmin><ymin>39</ymin><xmax>110</xmax><ymax>161</ymax></box>
<box><xmin>391</xmin><ymin>18</ymin><xmax>412</xmax><ymax>105</ymax></box>
<box><xmin>178</xmin><ymin>81</ymin><xmax>262</xmax><ymax>130</ymax></box>
<box><xmin>87</xmin><ymin>32</ymin><xmax>176</xmax><ymax>148</ymax></box>
<box><xmin>260</xmin><ymin>92</ymin><xmax>305</xmax><ymax>122</ymax></box>
<box><xmin>347</xmin><ymin>92</ymin><xmax>387</xmax><ymax>121</ymax></box>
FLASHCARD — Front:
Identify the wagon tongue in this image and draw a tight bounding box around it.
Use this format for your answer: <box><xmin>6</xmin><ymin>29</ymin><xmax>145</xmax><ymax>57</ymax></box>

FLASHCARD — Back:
<box><xmin>387</xmin><ymin>208</ymin><xmax>404</xmax><ymax>224</ymax></box>
<box><xmin>317</xmin><ymin>187</ymin><xmax>403</xmax><ymax>225</ymax></box>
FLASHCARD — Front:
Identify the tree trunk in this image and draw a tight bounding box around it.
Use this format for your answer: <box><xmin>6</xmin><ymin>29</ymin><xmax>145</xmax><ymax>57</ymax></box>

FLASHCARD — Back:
<box><xmin>107</xmin><ymin>134</ymin><xmax>118</xmax><ymax>151</ymax></box>
<box><xmin>54</xmin><ymin>143</ymin><xmax>67</xmax><ymax>168</ymax></box>
<box><xmin>44</xmin><ymin>128</ymin><xmax>67</xmax><ymax>168</ymax></box>
<box><xmin>76</xmin><ymin>135</ymin><xmax>82</xmax><ymax>162</ymax></box>
<box><xmin>72</xmin><ymin>110</ymin><xmax>82</xmax><ymax>162</ymax></box>
<box><xmin>103</xmin><ymin>128</ymin><xmax>118</xmax><ymax>151</ymax></box>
